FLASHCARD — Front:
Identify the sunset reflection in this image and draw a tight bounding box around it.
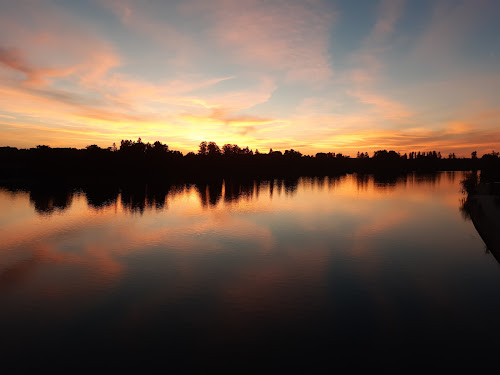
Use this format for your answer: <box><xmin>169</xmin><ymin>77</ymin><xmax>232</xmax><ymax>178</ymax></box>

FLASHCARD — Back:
<box><xmin>1</xmin><ymin>172</ymin><xmax>500</xmax><ymax>369</ymax></box>
<box><xmin>0</xmin><ymin>172</ymin><xmax>480</xmax><ymax>288</ymax></box>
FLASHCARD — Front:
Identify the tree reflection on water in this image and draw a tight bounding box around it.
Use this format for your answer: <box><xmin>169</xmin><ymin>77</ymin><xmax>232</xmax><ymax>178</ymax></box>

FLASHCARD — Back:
<box><xmin>460</xmin><ymin>170</ymin><xmax>500</xmax><ymax>262</ymax></box>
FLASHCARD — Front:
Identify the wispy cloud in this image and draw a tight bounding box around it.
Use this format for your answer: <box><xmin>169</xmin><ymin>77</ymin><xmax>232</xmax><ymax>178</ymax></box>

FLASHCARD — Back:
<box><xmin>411</xmin><ymin>0</ymin><xmax>493</xmax><ymax>67</ymax></box>
<box><xmin>368</xmin><ymin>0</ymin><xmax>406</xmax><ymax>45</ymax></box>
<box><xmin>206</xmin><ymin>0</ymin><xmax>335</xmax><ymax>85</ymax></box>
<box><xmin>102</xmin><ymin>0</ymin><xmax>335</xmax><ymax>85</ymax></box>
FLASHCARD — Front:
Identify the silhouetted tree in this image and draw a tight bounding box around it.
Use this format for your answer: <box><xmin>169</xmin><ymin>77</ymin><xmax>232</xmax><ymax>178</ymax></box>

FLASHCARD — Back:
<box><xmin>198</xmin><ymin>141</ymin><xmax>208</xmax><ymax>155</ymax></box>
<box><xmin>373</xmin><ymin>150</ymin><xmax>400</xmax><ymax>160</ymax></box>
<box><xmin>86</xmin><ymin>144</ymin><xmax>101</xmax><ymax>151</ymax></box>
<box><xmin>152</xmin><ymin>141</ymin><xmax>169</xmax><ymax>153</ymax></box>
<box><xmin>222</xmin><ymin>144</ymin><xmax>234</xmax><ymax>155</ymax></box>
<box><xmin>1</xmin><ymin>137</ymin><xmax>490</xmax><ymax>184</ymax></box>
<box><xmin>284</xmin><ymin>149</ymin><xmax>302</xmax><ymax>158</ymax></box>
<box><xmin>207</xmin><ymin>142</ymin><xmax>221</xmax><ymax>156</ymax></box>
<box><xmin>482</xmin><ymin>151</ymin><xmax>499</xmax><ymax>160</ymax></box>
<box><xmin>120</xmin><ymin>139</ymin><xmax>133</xmax><ymax>151</ymax></box>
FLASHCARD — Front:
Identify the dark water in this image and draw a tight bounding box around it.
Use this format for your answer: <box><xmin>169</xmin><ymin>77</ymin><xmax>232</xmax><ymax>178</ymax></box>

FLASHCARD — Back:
<box><xmin>2</xmin><ymin>172</ymin><xmax>500</xmax><ymax>370</ymax></box>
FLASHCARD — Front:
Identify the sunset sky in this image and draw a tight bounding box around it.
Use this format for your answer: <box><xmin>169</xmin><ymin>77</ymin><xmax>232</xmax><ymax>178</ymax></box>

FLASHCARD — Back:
<box><xmin>1</xmin><ymin>0</ymin><xmax>499</xmax><ymax>156</ymax></box>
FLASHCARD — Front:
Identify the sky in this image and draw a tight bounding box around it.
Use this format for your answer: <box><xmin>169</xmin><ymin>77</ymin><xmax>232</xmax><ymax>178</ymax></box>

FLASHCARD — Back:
<box><xmin>0</xmin><ymin>0</ymin><xmax>499</xmax><ymax>156</ymax></box>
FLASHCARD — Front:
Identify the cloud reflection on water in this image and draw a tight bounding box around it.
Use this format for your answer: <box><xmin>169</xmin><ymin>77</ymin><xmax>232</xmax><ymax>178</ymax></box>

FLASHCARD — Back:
<box><xmin>0</xmin><ymin>171</ymin><xmax>492</xmax><ymax>363</ymax></box>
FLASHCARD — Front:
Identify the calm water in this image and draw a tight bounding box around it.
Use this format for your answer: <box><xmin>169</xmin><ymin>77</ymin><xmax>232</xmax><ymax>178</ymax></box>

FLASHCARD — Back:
<box><xmin>2</xmin><ymin>172</ymin><xmax>500</xmax><ymax>370</ymax></box>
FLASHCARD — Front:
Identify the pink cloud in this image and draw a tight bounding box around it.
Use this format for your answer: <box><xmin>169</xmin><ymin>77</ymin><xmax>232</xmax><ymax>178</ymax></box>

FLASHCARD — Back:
<box><xmin>99</xmin><ymin>0</ymin><xmax>203</xmax><ymax>69</ymax></box>
<box><xmin>101</xmin><ymin>0</ymin><xmax>335</xmax><ymax>85</ymax></box>
<box><xmin>208</xmin><ymin>0</ymin><xmax>334</xmax><ymax>84</ymax></box>
<box><xmin>368</xmin><ymin>0</ymin><xmax>406</xmax><ymax>45</ymax></box>
<box><xmin>174</xmin><ymin>0</ymin><xmax>334</xmax><ymax>84</ymax></box>
<box><xmin>348</xmin><ymin>90</ymin><xmax>412</xmax><ymax>120</ymax></box>
<box><xmin>0</xmin><ymin>46</ymin><xmax>78</xmax><ymax>85</ymax></box>
<box><xmin>0</xmin><ymin>2</ymin><xmax>121</xmax><ymax>88</ymax></box>
<box><xmin>344</xmin><ymin>0</ymin><xmax>406</xmax><ymax>86</ymax></box>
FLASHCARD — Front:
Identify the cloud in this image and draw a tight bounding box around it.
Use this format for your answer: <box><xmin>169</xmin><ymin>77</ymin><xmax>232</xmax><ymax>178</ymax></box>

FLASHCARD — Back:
<box><xmin>185</xmin><ymin>108</ymin><xmax>276</xmax><ymax>126</ymax></box>
<box><xmin>0</xmin><ymin>2</ymin><xmax>122</xmax><ymax>87</ymax></box>
<box><xmin>411</xmin><ymin>0</ymin><xmax>494</xmax><ymax>66</ymax></box>
<box><xmin>0</xmin><ymin>47</ymin><xmax>37</xmax><ymax>81</ymax></box>
<box><xmin>329</xmin><ymin>0</ymin><xmax>412</xmax><ymax>138</ymax></box>
<box><xmin>368</xmin><ymin>0</ymin><xmax>406</xmax><ymax>45</ymax></box>
<box><xmin>0</xmin><ymin>46</ymin><xmax>76</xmax><ymax>85</ymax></box>
<box><xmin>329</xmin><ymin>126</ymin><xmax>500</xmax><ymax>155</ymax></box>
<box><xmin>207</xmin><ymin>0</ymin><xmax>335</xmax><ymax>85</ymax></box>
<box><xmin>100</xmin><ymin>0</ymin><xmax>209</xmax><ymax>69</ymax></box>
<box><xmin>0</xmin><ymin>0</ymin><xmax>282</xmax><ymax>151</ymax></box>
<box><xmin>180</xmin><ymin>107</ymin><xmax>282</xmax><ymax>138</ymax></box>
<box><xmin>345</xmin><ymin>0</ymin><xmax>406</xmax><ymax>84</ymax></box>
<box><xmin>102</xmin><ymin>0</ymin><xmax>335</xmax><ymax>86</ymax></box>
<box><xmin>348</xmin><ymin>90</ymin><xmax>412</xmax><ymax>120</ymax></box>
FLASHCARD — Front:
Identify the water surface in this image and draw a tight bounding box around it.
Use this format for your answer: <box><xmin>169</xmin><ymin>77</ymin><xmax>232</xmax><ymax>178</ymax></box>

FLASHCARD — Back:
<box><xmin>1</xmin><ymin>172</ymin><xmax>500</xmax><ymax>369</ymax></box>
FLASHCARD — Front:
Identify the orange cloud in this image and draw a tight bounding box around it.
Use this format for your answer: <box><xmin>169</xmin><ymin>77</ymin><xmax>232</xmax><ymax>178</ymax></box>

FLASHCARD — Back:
<box><xmin>349</xmin><ymin>90</ymin><xmax>412</xmax><ymax>120</ymax></box>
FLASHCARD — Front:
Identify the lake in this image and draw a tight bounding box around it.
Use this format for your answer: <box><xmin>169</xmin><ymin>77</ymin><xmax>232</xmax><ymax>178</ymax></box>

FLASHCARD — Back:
<box><xmin>2</xmin><ymin>171</ymin><xmax>500</xmax><ymax>370</ymax></box>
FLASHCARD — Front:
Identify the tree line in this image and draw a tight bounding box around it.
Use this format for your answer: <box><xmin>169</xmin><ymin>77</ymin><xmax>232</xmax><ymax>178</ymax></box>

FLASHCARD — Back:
<box><xmin>0</xmin><ymin>138</ymin><xmax>499</xmax><ymax>182</ymax></box>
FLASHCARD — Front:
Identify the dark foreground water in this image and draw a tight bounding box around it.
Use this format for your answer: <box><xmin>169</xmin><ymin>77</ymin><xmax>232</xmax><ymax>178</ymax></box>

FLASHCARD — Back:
<box><xmin>2</xmin><ymin>172</ymin><xmax>500</xmax><ymax>370</ymax></box>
